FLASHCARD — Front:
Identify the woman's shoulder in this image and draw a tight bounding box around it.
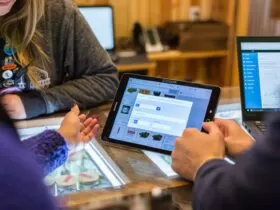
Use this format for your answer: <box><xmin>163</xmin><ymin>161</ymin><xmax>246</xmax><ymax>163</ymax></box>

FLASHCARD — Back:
<box><xmin>43</xmin><ymin>0</ymin><xmax>78</xmax><ymax>35</ymax></box>
<box><xmin>45</xmin><ymin>0</ymin><xmax>77</xmax><ymax>20</ymax></box>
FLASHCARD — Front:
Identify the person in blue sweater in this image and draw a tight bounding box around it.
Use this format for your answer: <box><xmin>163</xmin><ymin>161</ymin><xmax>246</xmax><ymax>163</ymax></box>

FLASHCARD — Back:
<box><xmin>171</xmin><ymin>115</ymin><xmax>280</xmax><ymax>210</ymax></box>
<box><xmin>0</xmin><ymin>103</ymin><xmax>99</xmax><ymax>209</ymax></box>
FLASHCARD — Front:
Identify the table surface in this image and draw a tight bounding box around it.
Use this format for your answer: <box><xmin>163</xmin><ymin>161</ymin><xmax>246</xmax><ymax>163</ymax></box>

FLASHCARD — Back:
<box><xmin>15</xmin><ymin>87</ymin><xmax>241</xmax><ymax>209</ymax></box>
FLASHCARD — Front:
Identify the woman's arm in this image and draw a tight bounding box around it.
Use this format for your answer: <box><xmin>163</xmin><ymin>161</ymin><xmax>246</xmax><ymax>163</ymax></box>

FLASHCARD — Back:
<box><xmin>18</xmin><ymin>1</ymin><xmax>119</xmax><ymax>118</ymax></box>
<box><xmin>22</xmin><ymin>130</ymin><xmax>68</xmax><ymax>175</ymax></box>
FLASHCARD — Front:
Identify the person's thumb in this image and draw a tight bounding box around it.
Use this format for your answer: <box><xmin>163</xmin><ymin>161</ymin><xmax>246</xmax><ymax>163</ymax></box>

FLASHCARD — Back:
<box><xmin>203</xmin><ymin>122</ymin><xmax>223</xmax><ymax>138</ymax></box>
<box><xmin>71</xmin><ymin>104</ymin><xmax>80</xmax><ymax>116</ymax></box>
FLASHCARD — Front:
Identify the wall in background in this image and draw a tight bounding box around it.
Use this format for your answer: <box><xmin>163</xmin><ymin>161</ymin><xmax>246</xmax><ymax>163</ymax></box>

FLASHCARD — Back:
<box><xmin>75</xmin><ymin>0</ymin><xmax>248</xmax><ymax>87</ymax></box>
<box><xmin>76</xmin><ymin>0</ymin><xmax>234</xmax><ymax>39</ymax></box>
<box><xmin>249</xmin><ymin>0</ymin><xmax>280</xmax><ymax>36</ymax></box>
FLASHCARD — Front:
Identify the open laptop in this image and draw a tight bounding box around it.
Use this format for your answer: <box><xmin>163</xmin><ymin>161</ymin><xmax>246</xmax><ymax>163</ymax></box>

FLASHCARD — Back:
<box><xmin>79</xmin><ymin>5</ymin><xmax>119</xmax><ymax>62</ymax></box>
<box><xmin>237</xmin><ymin>37</ymin><xmax>280</xmax><ymax>138</ymax></box>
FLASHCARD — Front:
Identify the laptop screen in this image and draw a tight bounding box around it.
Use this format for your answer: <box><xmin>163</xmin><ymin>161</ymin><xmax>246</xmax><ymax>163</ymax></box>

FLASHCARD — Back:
<box><xmin>240</xmin><ymin>41</ymin><xmax>280</xmax><ymax>112</ymax></box>
<box><xmin>79</xmin><ymin>6</ymin><xmax>115</xmax><ymax>51</ymax></box>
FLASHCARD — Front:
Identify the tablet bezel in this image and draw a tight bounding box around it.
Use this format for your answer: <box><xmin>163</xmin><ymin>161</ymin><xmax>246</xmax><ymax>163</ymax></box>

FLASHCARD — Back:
<box><xmin>102</xmin><ymin>74</ymin><xmax>221</xmax><ymax>155</ymax></box>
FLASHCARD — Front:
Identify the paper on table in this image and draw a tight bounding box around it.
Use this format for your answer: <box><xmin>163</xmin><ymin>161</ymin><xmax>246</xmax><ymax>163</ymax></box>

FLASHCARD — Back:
<box><xmin>215</xmin><ymin>103</ymin><xmax>253</xmax><ymax>139</ymax></box>
<box><xmin>215</xmin><ymin>103</ymin><xmax>242</xmax><ymax>124</ymax></box>
<box><xmin>143</xmin><ymin>150</ymin><xmax>178</xmax><ymax>177</ymax></box>
<box><xmin>144</xmin><ymin>150</ymin><xmax>235</xmax><ymax>178</ymax></box>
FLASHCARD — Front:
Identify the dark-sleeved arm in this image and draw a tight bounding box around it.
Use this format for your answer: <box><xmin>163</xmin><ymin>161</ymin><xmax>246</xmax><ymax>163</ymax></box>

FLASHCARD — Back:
<box><xmin>18</xmin><ymin>91</ymin><xmax>48</xmax><ymax>119</ymax></box>
<box><xmin>41</xmin><ymin>2</ymin><xmax>119</xmax><ymax>114</ymax></box>
<box><xmin>22</xmin><ymin>130</ymin><xmax>68</xmax><ymax>175</ymax></box>
<box><xmin>193</xmin><ymin>114</ymin><xmax>280</xmax><ymax>210</ymax></box>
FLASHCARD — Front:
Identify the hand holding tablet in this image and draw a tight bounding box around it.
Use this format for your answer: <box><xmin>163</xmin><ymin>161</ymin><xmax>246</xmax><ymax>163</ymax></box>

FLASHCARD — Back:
<box><xmin>102</xmin><ymin>74</ymin><xmax>221</xmax><ymax>154</ymax></box>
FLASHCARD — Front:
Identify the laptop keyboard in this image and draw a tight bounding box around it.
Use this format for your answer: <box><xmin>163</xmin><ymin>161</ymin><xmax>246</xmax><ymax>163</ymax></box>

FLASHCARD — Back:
<box><xmin>255</xmin><ymin>121</ymin><xmax>268</xmax><ymax>134</ymax></box>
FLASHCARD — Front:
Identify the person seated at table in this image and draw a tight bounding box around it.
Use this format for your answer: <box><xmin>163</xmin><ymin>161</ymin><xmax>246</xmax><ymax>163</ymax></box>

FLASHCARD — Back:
<box><xmin>0</xmin><ymin>0</ymin><xmax>118</xmax><ymax>120</ymax></box>
<box><xmin>22</xmin><ymin>105</ymin><xmax>99</xmax><ymax>175</ymax></box>
<box><xmin>0</xmin><ymin>103</ymin><xmax>58</xmax><ymax>209</ymax></box>
<box><xmin>171</xmin><ymin>116</ymin><xmax>280</xmax><ymax>210</ymax></box>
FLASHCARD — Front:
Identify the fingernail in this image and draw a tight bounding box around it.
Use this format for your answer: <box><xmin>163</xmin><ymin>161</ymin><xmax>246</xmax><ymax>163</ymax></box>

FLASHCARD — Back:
<box><xmin>85</xmin><ymin>111</ymin><xmax>90</xmax><ymax>117</ymax></box>
<box><xmin>91</xmin><ymin>114</ymin><xmax>100</xmax><ymax>122</ymax></box>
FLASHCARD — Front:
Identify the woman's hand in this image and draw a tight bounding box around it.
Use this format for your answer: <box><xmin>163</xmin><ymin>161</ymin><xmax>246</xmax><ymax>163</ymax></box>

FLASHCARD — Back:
<box><xmin>1</xmin><ymin>94</ymin><xmax>27</xmax><ymax>119</ymax></box>
<box><xmin>58</xmin><ymin>105</ymin><xmax>99</xmax><ymax>144</ymax></box>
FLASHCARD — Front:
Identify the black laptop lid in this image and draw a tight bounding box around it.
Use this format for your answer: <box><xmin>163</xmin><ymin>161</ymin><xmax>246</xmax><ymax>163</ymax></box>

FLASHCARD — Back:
<box><xmin>79</xmin><ymin>5</ymin><xmax>116</xmax><ymax>53</ymax></box>
<box><xmin>237</xmin><ymin>37</ymin><xmax>280</xmax><ymax>121</ymax></box>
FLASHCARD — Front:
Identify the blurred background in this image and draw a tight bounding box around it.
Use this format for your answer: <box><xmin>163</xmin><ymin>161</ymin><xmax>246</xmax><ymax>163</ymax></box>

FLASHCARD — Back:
<box><xmin>75</xmin><ymin>0</ymin><xmax>278</xmax><ymax>87</ymax></box>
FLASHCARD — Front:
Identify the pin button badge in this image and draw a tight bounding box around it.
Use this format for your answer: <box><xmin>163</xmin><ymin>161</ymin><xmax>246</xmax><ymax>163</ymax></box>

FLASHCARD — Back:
<box><xmin>3</xmin><ymin>79</ymin><xmax>14</xmax><ymax>87</ymax></box>
<box><xmin>2</xmin><ymin>70</ymin><xmax>13</xmax><ymax>79</ymax></box>
<box><xmin>4</xmin><ymin>47</ymin><xmax>16</xmax><ymax>56</ymax></box>
<box><xmin>2</xmin><ymin>64</ymin><xmax>17</xmax><ymax>71</ymax></box>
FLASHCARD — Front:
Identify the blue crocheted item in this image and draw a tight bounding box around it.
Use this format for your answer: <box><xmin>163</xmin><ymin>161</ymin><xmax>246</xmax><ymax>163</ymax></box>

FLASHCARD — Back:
<box><xmin>22</xmin><ymin>130</ymin><xmax>68</xmax><ymax>175</ymax></box>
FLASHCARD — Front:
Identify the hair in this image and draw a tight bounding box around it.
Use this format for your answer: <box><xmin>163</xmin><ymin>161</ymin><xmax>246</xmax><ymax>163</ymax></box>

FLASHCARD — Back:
<box><xmin>0</xmin><ymin>0</ymin><xmax>48</xmax><ymax>89</ymax></box>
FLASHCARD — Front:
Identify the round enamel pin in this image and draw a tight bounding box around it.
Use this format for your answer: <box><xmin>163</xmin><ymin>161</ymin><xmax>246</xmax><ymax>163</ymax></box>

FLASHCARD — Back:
<box><xmin>2</xmin><ymin>70</ymin><xmax>13</xmax><ymax>79</ymax></box>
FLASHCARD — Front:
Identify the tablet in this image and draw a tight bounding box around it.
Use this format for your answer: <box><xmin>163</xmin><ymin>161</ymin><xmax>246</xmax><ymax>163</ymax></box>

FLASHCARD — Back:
<box><xmin>102</xmin><ymin>74</ymin><xmax>221</xmax><ymax>154</ymax></box>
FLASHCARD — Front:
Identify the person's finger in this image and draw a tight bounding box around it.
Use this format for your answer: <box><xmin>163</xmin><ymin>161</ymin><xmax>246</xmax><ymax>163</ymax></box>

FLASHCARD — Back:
<box><xmin>85</xmin><ymin>118</ymin><xmax>97</xmax><ymax>131</ymax></box>
<box><xmin>203</xmin><ymin>122</ymin><xmax>223</xmax><ymax>138</ymax></box>
<box><xmin>81</xmin><ymin>121</ymin><xmax>95</xmax><ymax>136</ymax></box>
<box><xmin>215</xmin><ymin>118</ymin><xmax>238</xmax><ymax>128</ymax></box>
<box><xmin>213</xmin><ymin>119</ymin><xmax>227</xmax><ymax>136</ymax></box>
<box><xmin>88</xmin><ymin>120</ymin><xmax>98</xmax><ymax>132</ymax></box>
<box><xmin>79</xmin><ymin>114</ymin><xmax>87</xmax><ymax>123</ymax></box>
<box><xmin>82</xmin><ymin>121</ymin><xmax>99</xmax><ymax>139</ymax></box>
<box><xmin>92</xmin><ymin>124</ymin><xmax>100</xmax><ymax>136</ymax></box>
<box><xmin>71</xmin><ymin>104</ymin><xmax>80</xmax><ymax>116</ymax></box>
<box><xmin>89</xmin><ymin>118</ymin><xmax>98</xmax><ymax>127</ymax></box>
<box><xmin>83</xmin><ymin>124</ymin><xmax>100</xmax><ymax>143</ymax></box>
<box><xmin>80</xmin><ymin>118</ymin><xmax>93</xmax><ymax>131</ymax></box>
<box><xmin>182</xmin><ymin>128</ymin><xmax>199</xmax><ymax>137</ymax></box>
<box><xmin>79</xmin><ymin>114</ymin><xmax>87</xmax><ymax>130</ymax></box>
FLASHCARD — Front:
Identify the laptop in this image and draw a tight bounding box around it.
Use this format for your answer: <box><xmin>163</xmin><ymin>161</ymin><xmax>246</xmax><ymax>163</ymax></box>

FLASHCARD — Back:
<box><xmin>79</xmin><ymin>5</ymin><xmax>119</xmax><ymax>63</ymax></box>
<box><xmin>237</xmin><ymin>37</ymin><xmax>280</xmax><ymax>138</ymax></box>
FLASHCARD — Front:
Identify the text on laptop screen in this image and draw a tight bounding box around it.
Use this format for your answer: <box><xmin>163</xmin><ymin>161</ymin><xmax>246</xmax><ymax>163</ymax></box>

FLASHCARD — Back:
<box><xmin>240</xmin><ymin>42</ymin><xmax>280</xmax><ymax>111</ymax></box>
<box><xmin>79</xmin><ymin>7</ymin><xmax>114</xmax><ymax>50</ymax></box>
<box><xmin>109</xmin><ymin>78</ymin><xmax>212</xmax><ymax>152</ymax></box>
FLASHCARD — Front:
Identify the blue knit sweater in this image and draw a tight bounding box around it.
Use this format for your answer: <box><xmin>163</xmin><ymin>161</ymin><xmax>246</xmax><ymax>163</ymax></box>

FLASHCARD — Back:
<box><xmin>23</xmin><ymin>130</ymin><xmax>68</xmax><ymax>175</ymax></box>
<box><xmin>0</xmin><ymin>125</ymin><xmax>61</xmax><ymax>209</ymax></box>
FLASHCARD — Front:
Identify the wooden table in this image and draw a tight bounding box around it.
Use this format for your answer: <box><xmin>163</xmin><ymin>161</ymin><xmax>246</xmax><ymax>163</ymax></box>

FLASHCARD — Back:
<box><xmin>15</xmin><ymin>87</ymin><xmax>241</xmax><ymax>209</ymax></box>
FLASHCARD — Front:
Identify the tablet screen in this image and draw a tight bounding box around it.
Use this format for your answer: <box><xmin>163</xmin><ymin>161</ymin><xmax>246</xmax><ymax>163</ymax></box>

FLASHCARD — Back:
<box><xmin>109</xmin><ymin>78</ymin><xmax>213</xmax><ymax>152</ymax></box>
